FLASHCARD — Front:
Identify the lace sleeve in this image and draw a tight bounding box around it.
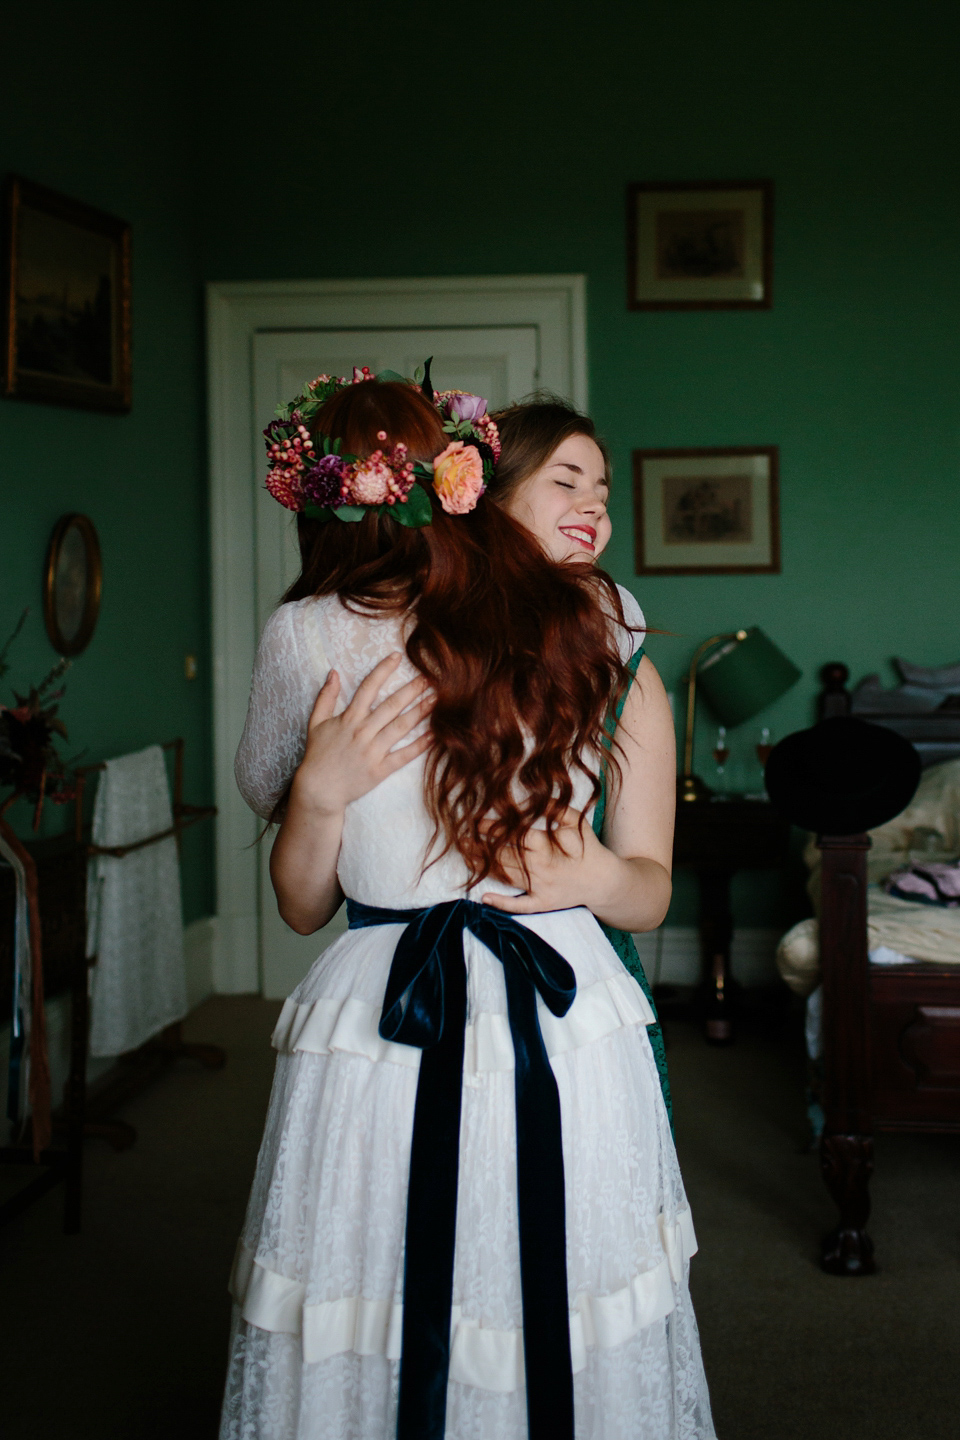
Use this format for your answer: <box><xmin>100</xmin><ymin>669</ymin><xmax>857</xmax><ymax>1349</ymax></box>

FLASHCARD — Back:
<box><xmin>614</xmin><ymin>583</ymin><xmax>646</xmax><ymax>663</ymax></box>
<box><xmin>234</xmin><ymin>601</ymin><xmax>330</xmax><ymax>820</ymax></box>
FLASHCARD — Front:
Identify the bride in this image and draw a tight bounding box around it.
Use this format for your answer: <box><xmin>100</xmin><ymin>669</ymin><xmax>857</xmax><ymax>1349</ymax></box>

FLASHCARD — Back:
<box><xmin>222</xmin><ymin>370</ymin><xmax>714</xmax><ymax>1440</ymax></box>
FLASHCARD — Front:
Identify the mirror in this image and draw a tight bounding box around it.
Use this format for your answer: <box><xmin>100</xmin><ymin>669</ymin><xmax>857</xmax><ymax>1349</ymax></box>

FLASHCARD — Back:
<box><xmin>43</xmin><ymin>513</ymin><xmax>102</xmax><ymax>656</ymax></box>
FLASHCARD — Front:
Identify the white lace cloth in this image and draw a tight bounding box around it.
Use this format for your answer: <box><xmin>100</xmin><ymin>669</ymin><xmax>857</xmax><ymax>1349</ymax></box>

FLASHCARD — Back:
<box><xmin>222</xmin><ymin>592</ymin><xmax>715</xmax><ymax>1440</ymax></box>
<box><xmin>86</xmin><ymin>744</ymin><xmax>187</xmax><ymax>1057</ymax></box>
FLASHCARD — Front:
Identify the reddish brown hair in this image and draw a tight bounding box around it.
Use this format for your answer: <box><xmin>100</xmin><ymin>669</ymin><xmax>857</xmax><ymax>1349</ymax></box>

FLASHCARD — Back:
<box><xmin>284</xmin><ymin>380</ymin><xmax>633</xmax><ymax>885</ymax></box>
<box><xmin>488</xmin><ymin>396</ymin><xmax>612</xmax><ymax>506</ymax></box>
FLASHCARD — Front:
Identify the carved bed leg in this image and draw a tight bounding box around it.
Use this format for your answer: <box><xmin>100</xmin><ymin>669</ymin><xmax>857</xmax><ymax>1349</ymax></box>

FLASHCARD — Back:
<box><xmin>817</xmin><ymin>833</ymin><xmax>876</xmax><ymax>1274</ymax></box>
<box><xmin>819</xmin><ymin>1133</ymin><xmax>875</xmax><ymax>1275</ymax></box>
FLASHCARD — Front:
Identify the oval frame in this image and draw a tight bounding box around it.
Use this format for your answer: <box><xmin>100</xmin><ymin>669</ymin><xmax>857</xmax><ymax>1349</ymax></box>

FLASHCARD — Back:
<box><xmin>43</xmin><ymin>513</ymin><xmax>103</xmax><ymax>656</ymax></box>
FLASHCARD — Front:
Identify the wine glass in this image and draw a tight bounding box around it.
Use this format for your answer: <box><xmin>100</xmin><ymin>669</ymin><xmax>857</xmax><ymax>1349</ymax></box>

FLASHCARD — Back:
<box><xmin>713</xmin><ymin>726</ymin><xmax>729</xmax><ymax>790</ymax></box>
<box><xmin>754</xmin><ymin>726</ymin><xmax>773</xmax><ymax>799</ymax></box>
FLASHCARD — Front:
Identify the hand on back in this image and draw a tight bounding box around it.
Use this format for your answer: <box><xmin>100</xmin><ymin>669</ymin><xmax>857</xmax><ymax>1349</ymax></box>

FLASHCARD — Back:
<box><xmin>292</xmin><ymin>653</ymin><xmax>433</xmax><ymax>818</ymax></box>
<box><xmin>481</xmin><ymin>809</ymin><xmax>603</xmax><ymax>914</ymax></box>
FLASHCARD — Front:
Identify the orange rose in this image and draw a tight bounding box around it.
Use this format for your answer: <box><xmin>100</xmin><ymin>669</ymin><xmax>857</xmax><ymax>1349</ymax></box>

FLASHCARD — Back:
<box><xmin>432</xmin><ymin>441</ymin><xmax>485</xmax><ymax>515</ymax></box>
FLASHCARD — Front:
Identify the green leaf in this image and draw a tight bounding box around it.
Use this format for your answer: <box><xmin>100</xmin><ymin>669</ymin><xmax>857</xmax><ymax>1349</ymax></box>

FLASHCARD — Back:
<box><xmin>376</xmin><ymin>369</ymin><xmax>406</xmax><ymax>384</ymax></box>
<box><xmin>411</xmin><ymin>460</ymin><xmax>434</xmax><ymax>480</ymax></box>
<box><xmin>303</xmin><ymin>504</ymin><xmax>334</xmax><ymax>521</ymax></box>
<box><xmin>389</xmin><ymin>483</ymin><xmax>433</xmax><ymax>527</ymax></box>
<box><xmin>334</xmin><ymin>505</ymin><xmax>366</xmax><ymax>522</ymax></box>
<box><xmin>413</xmin><ymin>364</ymin><xmax>424</xmax><ymax>384</ymax></box>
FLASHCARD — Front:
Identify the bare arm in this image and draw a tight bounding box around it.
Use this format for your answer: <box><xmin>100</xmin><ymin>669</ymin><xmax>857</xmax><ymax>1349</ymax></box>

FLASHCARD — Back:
<box><xmin>270</xmin><ymin>655</ymin><xmax>433</xmax><ymax>934</ymax></box>
<box><xmin>592</xmin><ymin>654</ymin><xmax>675</xmax><ymax>929</ymax></box>
<box><xmin>482</xmin><ymin>655</ymin><xmax>676</xmax><ymax>932</ymax></box>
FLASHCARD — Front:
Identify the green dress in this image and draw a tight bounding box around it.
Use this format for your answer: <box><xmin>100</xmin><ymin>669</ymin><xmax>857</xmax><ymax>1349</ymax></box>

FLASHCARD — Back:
<box><xmin>591</xmin><ymin>647</ymin><xmax>674</xmax><ymax>1134</ymax></box>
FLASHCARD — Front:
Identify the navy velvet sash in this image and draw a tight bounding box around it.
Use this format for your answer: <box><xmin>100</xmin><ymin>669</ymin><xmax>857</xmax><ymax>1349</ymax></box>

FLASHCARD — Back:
<box><xmin>347</xmin><ymin>896</ymin><xmax>577</xmax><ymax>1440</ymax></box>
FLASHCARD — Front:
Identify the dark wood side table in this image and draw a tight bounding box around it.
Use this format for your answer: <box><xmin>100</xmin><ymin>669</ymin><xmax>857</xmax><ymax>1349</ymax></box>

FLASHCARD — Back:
<box><xmin>672</xmin><ymin>794</ymin><xmax>791</xmax><ymax>1042</ymax></box>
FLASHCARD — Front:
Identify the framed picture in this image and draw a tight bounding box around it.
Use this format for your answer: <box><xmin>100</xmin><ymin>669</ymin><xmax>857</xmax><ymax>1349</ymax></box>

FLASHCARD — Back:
<box><xmin>633</xmin><ymin>446</ymin><xmax>780</xmax><ymax>576</ymax></box>
<box><xmin>627</xmin><ymin>180</ymin><xmax>773</xmax><ymax>310</ymax></box>
<box><xmin>3</xmin><ymin>175</ymin><xmax>131</xmax><ymax>411</ymax></box>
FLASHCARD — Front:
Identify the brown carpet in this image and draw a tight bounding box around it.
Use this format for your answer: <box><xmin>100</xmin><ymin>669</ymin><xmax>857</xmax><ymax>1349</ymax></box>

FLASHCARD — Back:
<box><xmin>0</xmin><ymin>995</ymin><xmax>956</xmax><ymax>1439</ymax></box>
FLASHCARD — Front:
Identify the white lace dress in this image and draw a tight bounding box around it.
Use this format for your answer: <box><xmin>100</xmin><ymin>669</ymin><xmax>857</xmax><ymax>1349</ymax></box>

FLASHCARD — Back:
<box><xmin>221</xmin><ymin>591</ymin><xmax>715</xmax><ymax>1440</ymax></box>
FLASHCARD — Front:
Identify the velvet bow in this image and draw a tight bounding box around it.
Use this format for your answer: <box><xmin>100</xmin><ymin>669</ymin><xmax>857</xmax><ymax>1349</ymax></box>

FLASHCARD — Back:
<box><xmin>347</xmin><ymin>896</ymin><xmax>577</xmax><ymax>1440</ymax></box>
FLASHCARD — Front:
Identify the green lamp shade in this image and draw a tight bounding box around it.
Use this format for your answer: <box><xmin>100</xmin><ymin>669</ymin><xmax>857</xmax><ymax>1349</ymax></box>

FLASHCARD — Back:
<box><xmin>697</xmin><ymin>627</ymin><xmax>801</xmax><ymax>727</ymax></box>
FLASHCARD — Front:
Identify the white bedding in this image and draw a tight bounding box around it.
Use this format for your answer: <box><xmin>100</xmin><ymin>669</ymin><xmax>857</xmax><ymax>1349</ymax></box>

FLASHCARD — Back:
<box><xmin>778</xmin><ymin>757</ymin><xmax>960</xmax><ymax>997</ymax></box>
<box><xmin>776</xmin><ymin>894</ymin><xmax>960</xmax><ymax>997</ymax></box>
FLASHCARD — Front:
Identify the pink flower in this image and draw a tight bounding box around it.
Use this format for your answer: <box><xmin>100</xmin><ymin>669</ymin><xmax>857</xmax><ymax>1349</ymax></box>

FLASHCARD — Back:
<box><xmin>473</xmin><ymin>413</ymin><xmax>501</xmax><ymax>461</ymax></box>
<box><xmin>345</xmin><ymin>454</ymin><xmax>393</xmax><ymax>505</ymax></box>
<box><xmin>265</xmin><ymin>466</ymin><xmax>303</xmax><ymax>511</ymax></box>
<box><xmin>432</xmin><ymin>441</ymin><xmax>485</xmax><ymax>515</ymax></box>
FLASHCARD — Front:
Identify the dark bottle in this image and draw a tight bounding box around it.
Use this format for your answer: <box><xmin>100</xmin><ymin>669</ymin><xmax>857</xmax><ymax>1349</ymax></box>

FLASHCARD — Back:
<box><xmin>704</xmin><ymin>949</ymin><xmax>734</xmax><ymax>1044</ymax></box>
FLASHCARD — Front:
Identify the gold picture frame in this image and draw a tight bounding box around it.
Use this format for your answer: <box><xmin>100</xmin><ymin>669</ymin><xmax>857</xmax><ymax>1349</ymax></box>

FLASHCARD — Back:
<box><xmin>43</xmin><ymin>514</ymin><xmax>103</xmax><ymax>656</ymax></box>
<box><xmin>633</xmin><ymin>446</ymin><xmax>780</xmax><ymax>576</ymax></box>
<box><xmin>3</xmin><ymin>175</ymin><xmax>132</xmax><ymax>412</ymax></box>
<box><xmin>627</xmin><ymin>180</ymin><xmax>773</xmax><ymax>311</ymax></box>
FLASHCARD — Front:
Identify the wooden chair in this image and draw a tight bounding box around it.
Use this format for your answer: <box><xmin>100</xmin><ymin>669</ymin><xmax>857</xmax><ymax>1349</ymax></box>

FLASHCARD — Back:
<box><xmin>0</xmin><ymin>834</ymin><xmax>88</xmax><ymax>1233</ymax></box>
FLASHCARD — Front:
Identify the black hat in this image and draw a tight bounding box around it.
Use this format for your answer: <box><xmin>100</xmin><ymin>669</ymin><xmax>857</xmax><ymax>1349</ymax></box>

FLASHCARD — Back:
<box><xmin>765</xmin><ymin>716</ymin><xmax>921</xmax><ymax>836</ymax></box>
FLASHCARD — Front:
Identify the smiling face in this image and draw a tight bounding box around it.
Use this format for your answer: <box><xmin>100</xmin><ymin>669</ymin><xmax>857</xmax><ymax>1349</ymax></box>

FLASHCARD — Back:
<box><xmin>501</xmin><ymin>432</ymin><xmax>612</xmax><ymax>564</ymax></box>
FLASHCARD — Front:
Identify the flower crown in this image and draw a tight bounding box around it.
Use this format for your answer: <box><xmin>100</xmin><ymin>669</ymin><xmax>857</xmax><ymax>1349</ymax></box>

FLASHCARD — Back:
<box><xmin>263</xmin><ymin>361</ymin><xmax>501</xmax><ymax>527</ymax></box>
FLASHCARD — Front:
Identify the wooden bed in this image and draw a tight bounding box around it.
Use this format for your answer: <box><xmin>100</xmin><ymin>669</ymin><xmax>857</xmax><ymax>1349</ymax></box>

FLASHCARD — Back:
<box><xmin>814</xmin><ymin>662</ymin><xmax>960</xmax><ymax>1274</ymax></box>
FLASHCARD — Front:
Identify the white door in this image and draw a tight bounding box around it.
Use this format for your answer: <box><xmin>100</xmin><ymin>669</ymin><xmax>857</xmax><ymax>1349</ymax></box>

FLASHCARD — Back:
<box><xmin>252</xmin><ymin>327</ymin><xmax>539</xmax><ymax>999</ymax></box>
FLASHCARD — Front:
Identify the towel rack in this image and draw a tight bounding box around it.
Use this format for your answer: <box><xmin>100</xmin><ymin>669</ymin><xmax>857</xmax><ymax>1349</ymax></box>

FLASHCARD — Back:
<box><xmin>74</xmin><ymin>737</ymin><xmax>217</xmax><ymax>856</ymax></box>
<box><xmin>1</xmin><ymin>737</ymin><xmax>221</xmax><ymax>1235</ymax></box>
<box><xmin>75</xmin><ymin>734</ymin><xmax>223</xmax><ymax>1158</ymax></box>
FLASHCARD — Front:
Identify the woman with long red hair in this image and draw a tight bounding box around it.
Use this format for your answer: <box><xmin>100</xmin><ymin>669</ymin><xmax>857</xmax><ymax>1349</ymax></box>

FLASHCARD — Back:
<box><xmin>222</xmin><ymin>373</ymin><xmax>714</xmax><ymax>1440</ymax></box>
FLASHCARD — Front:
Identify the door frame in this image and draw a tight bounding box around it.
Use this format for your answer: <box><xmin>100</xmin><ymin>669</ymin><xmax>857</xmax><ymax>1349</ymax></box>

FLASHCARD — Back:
<box><xmin>206</xmin><ymin>274</ymin><xmax>587</xmax><ymax>993</ymax></box>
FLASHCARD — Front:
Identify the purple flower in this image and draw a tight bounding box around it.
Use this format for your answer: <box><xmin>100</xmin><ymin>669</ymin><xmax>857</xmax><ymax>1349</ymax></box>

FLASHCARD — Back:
<box><xmin>302</xmin><ymin>453</ymin><xmax>347</xmax><ymax>507</ymax></box>
<box><xmin>263</xmin><ymin>418</ymin><xmax>291</xmax><ymax>443</ymax></box>
<box><xmin>448</xmin><ymin>392</ymin><xmax>487</xmax><ymax>424</ymax></box>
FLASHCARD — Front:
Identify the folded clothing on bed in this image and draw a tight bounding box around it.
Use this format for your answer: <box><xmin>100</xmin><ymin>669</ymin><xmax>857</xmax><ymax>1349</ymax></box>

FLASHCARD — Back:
<box><xmin>885</xmin><ymin>859</ymin><xmax>960</xmax><ymax>907</ymax></box>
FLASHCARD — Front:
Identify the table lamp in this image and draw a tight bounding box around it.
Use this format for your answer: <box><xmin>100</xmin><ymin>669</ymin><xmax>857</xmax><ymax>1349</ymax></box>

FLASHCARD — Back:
<box><xmin>680</xmin><ymin>627</ymin><xmax>801</xmax><ymax>802</ymax></box>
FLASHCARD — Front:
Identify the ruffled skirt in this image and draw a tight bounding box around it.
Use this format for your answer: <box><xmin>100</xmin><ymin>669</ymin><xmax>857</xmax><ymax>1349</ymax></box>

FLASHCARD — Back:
<box><xmin>219</xmin><ymin>907</ymin><xmax>715</xmax><ymax>1440</ymax></box>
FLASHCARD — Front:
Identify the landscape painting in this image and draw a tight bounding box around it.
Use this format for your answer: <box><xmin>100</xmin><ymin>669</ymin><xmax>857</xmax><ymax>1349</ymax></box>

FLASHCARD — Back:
<box><xmin>4</xmin><ymin>177</ymin><xmax>131</xmax><ymax>411</ymax></box>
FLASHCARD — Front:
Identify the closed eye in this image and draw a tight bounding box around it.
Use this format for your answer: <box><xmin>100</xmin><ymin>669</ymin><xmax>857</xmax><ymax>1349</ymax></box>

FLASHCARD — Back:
<box><xmin>555</xmin><ymin>481</ymin><xmax>576</xmax><ymax>490</ymax></box>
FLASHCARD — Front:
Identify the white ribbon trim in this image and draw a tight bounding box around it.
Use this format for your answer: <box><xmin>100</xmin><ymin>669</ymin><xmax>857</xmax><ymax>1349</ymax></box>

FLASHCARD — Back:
<box><xmin>272</xmin><ymin>971</ymin><xmax>656</xmax><ymax>1075</ymax></box>
<box><xmin>230</xmin><ymin>1206</ymin><xmax>695</xmax><ymax>1389</ymax></box>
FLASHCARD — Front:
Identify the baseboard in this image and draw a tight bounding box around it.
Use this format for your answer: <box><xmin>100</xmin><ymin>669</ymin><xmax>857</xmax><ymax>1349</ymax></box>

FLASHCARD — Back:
<box><xmin>184</xmin><ymin>915</ymin><xmax>217</xmax><ymax>1009</ymax></box>
<box><xmin>632</xmin><ymin>927</ymin><xmax>783</xmax><ymax>989</ymax></box>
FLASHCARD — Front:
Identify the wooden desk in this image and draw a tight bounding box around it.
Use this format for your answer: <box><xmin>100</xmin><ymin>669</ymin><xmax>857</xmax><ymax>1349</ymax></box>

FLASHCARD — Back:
<box><xmin>672</xmin><ymin>795</ymin><xmax>791</xmax><ymax>1042</ymax></box>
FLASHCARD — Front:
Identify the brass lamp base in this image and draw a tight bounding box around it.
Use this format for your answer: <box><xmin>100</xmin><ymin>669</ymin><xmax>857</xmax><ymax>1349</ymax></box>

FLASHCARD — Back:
<box><xmin>678</xmin><ymin>773</ymin><xmax>713</xmax><ymax>804</ymax></box>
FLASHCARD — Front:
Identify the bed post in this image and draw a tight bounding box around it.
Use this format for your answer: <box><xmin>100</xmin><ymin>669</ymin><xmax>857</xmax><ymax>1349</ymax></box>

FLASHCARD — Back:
<box><xmin>817</xmin><ymin>831</ymin><xmax>875</xmax><ymax>1275</ymax></box>
<box><xmin>818</xmin><ymin>662</ymin><xmax>851</xmax><ymax>720</ymax></box>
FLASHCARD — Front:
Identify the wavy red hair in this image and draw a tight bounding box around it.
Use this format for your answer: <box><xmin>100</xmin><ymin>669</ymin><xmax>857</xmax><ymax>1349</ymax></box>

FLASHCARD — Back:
<box><xmin>283</xmin><ymin>380</ymin><xmax>635</xmax><ymax>885</ymax></box>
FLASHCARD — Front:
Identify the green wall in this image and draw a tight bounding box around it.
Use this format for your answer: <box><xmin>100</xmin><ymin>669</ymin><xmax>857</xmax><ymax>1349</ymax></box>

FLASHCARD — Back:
<box><xmin>0</xmin><ymin>3</ymin><xmax>213</xmax><ymax>922</ymax></box>
<box><xmin>4</xmin><ymin>2</ymin><xmax>958</xmax><ymax>936</ymax></box>
<box><xmin>195</xmin><ymin>1</ymin><xmax>960</xmax><ymax>927</ymax></box>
